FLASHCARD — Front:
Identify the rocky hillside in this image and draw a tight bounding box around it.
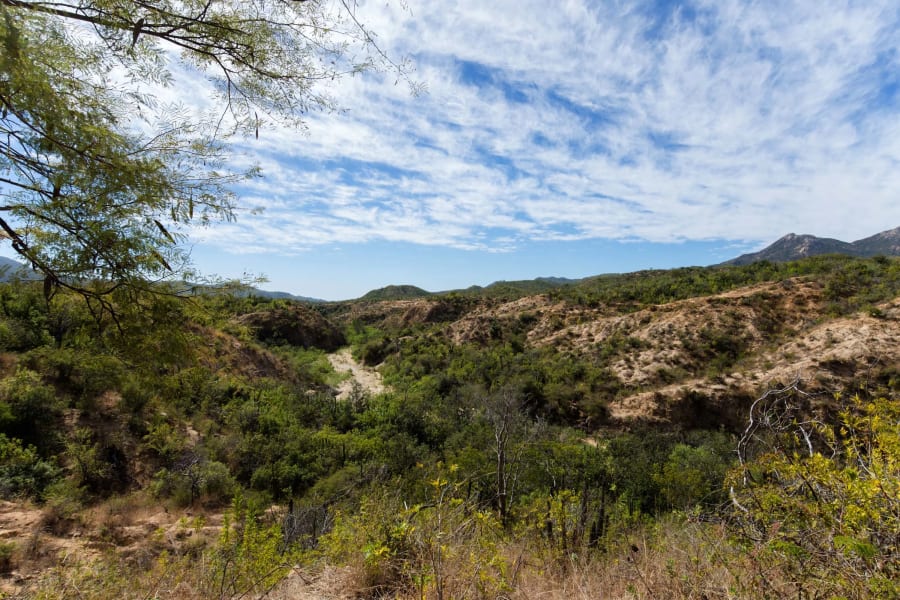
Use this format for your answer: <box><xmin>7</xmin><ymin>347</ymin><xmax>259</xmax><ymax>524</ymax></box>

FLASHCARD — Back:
<box><xmin>725</xmin><ymin>225</ymin><xmax>900</xmax><ymax>265</ymax></box>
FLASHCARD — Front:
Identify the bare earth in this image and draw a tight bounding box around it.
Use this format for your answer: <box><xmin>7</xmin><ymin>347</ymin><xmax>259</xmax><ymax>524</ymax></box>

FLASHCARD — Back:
<box><xmin>327</xmin><ymin>348</ymin><xmax>387</xmax><ymax>399</ymax></box>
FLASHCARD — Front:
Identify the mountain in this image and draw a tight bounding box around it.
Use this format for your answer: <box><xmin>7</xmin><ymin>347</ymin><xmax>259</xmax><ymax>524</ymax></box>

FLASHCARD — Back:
<box><xmin>332</xmin><ymin>254</ymin><xmax>900</xmax><ymax>430</ymax></box>
<box><xmin>0</xmin><ymin>256</ymin><xmax>23</xmax><ymax>275</ymax></box>
<box><xmin>851</xmin><ymin>226</ymin><xmax>900</xmax><ymax>256</ymax></box>
<box><xmin>480</xmin><ymin>277</ymin><xmax>577</xmax><ymax>295</ymax></box>
<box><xmin>535</xmin><ymin>276</ymin><xmax>579</xmax><ymax>286</ymax></box>
<box><xmin>245</xmin><ymin>288</ymin><xmax>326</xmax><ymax>303</ymax></box>
<box><xmin>724</xmin><ymin>226</ymin><xmax>900</xmax><ymax>265</ymax></box>
<box><xmin>0</xmin><ymin>256</ymin><xmax>39</xmax><ymax>281</ymax></box>
<box><xmin>1</xmin><ymin>253</ymin><xmax>898</xmax><ymax>598</ymax></box>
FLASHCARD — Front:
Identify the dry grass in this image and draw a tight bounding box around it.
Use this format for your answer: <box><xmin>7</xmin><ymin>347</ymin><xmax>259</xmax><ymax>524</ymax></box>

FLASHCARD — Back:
<box><xmin>508</xmin><ymin>519</ymin><xmax>749</xmax><ymax>600</ymax></box>
<box><xmin>7</xmin><ymin>509</ymin><xmax>839</xmax><ymax>600</ymax></box>
<box><xmin>281</xmin><ymin>516</ymin><xmax>788</xmax><ymax>600</ymax></box>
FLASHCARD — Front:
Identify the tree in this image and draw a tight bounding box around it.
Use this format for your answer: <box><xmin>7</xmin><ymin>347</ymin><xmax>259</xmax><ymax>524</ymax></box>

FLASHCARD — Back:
<box><xmin>484</xmin><ymin>386</ymin><xmax>534</xmax><ymax>525</ymax></box>
<box><xmin>0</xmin><ymin>0</ymin><xmax>409</xmax><ymax>312</ymax></box>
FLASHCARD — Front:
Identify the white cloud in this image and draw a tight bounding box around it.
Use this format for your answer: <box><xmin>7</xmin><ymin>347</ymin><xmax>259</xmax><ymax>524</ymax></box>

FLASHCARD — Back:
<box><xmin>192</xmin><ymin>0</ymin><xmax>900</xmax><ymax>255</ymax></box>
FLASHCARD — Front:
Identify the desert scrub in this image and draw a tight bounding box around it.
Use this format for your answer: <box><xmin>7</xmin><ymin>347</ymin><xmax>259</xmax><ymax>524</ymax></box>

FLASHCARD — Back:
<box><xmin>200</xmin><ymin>494</ymin><xmax>301</xmax><ymax>598</ymax></box>
<box><xmin>321</xmin><ymin>465</ymin><xmax>511</xmax><ymax>600</ymax></box>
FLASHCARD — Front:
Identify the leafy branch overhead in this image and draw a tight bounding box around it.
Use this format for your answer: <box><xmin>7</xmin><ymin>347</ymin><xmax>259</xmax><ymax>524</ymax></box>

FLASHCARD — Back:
<box><xmin>0</xmin><ymin>0</ymin><xmax>413</xmax><ymax>304</ymax></box>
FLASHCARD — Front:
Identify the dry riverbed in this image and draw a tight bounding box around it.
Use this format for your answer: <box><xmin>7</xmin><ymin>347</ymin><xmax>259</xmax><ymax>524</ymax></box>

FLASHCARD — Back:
<box><xmin>327</xmin><ymin>348</ymin><xmax>387</xmax><ymax>399</ymax></box>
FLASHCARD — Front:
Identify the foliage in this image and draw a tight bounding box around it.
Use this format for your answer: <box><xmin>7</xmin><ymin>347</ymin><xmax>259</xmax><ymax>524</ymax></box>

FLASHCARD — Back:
<box><xmin>0</xmin><ymin>539</ymin><xmax>14</xmax><ymax>574</ymax></box>
<box><xmin>23</xmin><ymin>346</ymin><xmax>125</xmax><ymax>407</ymax></box>
<box><xmin>0</xmin><ymin>279</ymin><xmax>54</xmax><ymax>350</ymax></box>
<box><xmin>1</xmin><ymin>0</ymin><xmax>412</xmax><ymax>306</ymax></box>
<box><xmin>322</xmin><ymin>465</ymin><xmax>510</xmax><ymax>600</ymax></box>
<box><xmin>202</xmin><ymin>495</ymin><xmax>301</xmax><ymax>598</ymax></box>
<box><xmin>152</xmin><ymin>456</ymin><xmax>237</xmax><ymax>507</ymax></box>
<box><xmin>728</xmin><ymin>392</ymin><xmax>900</xmax><ymax>598</ymax></box>
<box><xmin>0</xmin><ymin>367</ymin><xmax>63</xmax><ymax>451</ymax></box>
<box><xmin>654</xmin><ymin>442</ymin><xmax>730</xmax><ymax>510</ymax></box>
<box><xmin>0</xmin><ymin>433</ymin><xmax>59</xmax><ymax>499</ymax></box>
<box><xmin>556</xmin><ymin>255</ymin><xmax>900</xmax><ymax>311</ymax></box>
<box><xmin>66</xmin><ymin>427</ymin><xmax>129</xmax><ymax>495</ymax></box>
<box><xmin>0</xmin><ymin>257</ymin><xmax>895</xmax><ymax>598</ymax></box>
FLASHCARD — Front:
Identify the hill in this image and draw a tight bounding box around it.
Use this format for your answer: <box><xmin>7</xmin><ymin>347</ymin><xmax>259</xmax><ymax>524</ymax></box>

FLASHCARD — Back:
<box><xmin>725</xmin><ymin>225</ymin><xmax>900</xmax><ymax>265</ymax></box>
<box><xmin>852</xmin><ymin>225</ymin><xmax>900</xmax><ymax>256</ymax></box>
<box><xmin>340</xmin><ymin>255</ymin><xmax>900</xmax><ymax>429</ymax></box>
<box><xmin>481</xmin><ymin>276</ymin><xmax>576</xmax><ymax>295</ymax></box>
<box><xmin>359</xmin><ymin>284</ymin><xmax>432</xmax><ymax>301</ymax></box>
<box><xmin>0</xmin><ymin>254</ymin><xmax>896</xmax><ymax>598</ymax></box>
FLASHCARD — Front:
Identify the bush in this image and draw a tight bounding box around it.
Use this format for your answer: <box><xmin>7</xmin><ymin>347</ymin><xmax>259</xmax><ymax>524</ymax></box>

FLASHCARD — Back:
<box><xmin>0</xmin><ymin>368</ymin><xmax>63</xmax><ymax>451</ymax></box>
<box><xmin>151</xmin><ymin>457</ymin><xmax>237</xmax><ymax>507</ymax></box>
<box><xmin>0</xmin><ymin>540</ymin><xmax>15</xmax><ymax>574</ymax></box>
<box><xmin>20</xmin><ymin>347</ymin><xmax>125</xmax><ymax>408</ymax></box>
<box><xmin>322</xmin><ymin>469</ymin><xmax>511</xmax><ymax>600</ymax></box>
<box><xmin>40</xmin><ymin>478</ymin><xmax>87</xmax><ymax>535</ymax></box>
<box><xmin>0</xmin><ymin>434</ymin><xmax>60</xmax><ymax>500</ymax></box>
<box><xmin>201</xmin><ymin>495</ymin><xmax>299</xmax><ymax>598</ymax></box>
<box><xmin>653</xmin><ymin>443</ymin><xmax>730</xmax><ymax>510</ymax></box>
<box><xmin>728</xmin><ymin>392</ymin><xmax>900</xmax><ymax>598</ymax></box>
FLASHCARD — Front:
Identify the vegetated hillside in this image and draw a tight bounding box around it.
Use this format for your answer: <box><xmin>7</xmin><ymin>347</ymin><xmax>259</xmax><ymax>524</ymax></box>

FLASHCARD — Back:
<box><xmin>470</xmin><ymin>276</ymin><xmax>577</xmax><ymax>297</ymax></box>
<box><xmin>339</xmin><ymin>256</ymin><xmax>899</xmax><ymax>433</ymax></box>
<box><xmin>0</xmin><ymin>255</ymin><xmax>897</xmax><ymax>599</ymax></box>
<box><xmin>235</xmin><ymin>304</ymin><xmax>346</xmax><ymax>351</ymax></box>
<box><xmin>359</xmin><ymin>284</ymin><xmax>432</xmax><ymax>301</ymax></box>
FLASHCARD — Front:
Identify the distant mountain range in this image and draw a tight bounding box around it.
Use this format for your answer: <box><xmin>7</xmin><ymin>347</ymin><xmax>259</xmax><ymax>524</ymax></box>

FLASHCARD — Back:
<box><xmin>723</xmin><ymin>226</ymin><xmax>900</xmax><ymax>266</ymax></box>
<box><xmin>0</xmin><ymin>256</ymin><xmax>326</xmax><ymax>301</ymax></box>
<box><xmin>239</xmin><ymin>288</ymin><xmax>326</xmax><ymax>303</ymax></box>
<box><xmin>3</xmin><ymin>226</ymin><xmax>898</xmax><ymax>300</ymax></box>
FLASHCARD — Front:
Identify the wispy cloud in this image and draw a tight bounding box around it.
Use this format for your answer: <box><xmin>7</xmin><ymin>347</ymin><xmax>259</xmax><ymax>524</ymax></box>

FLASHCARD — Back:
<box><xmin>193</xmin><ymin>0</ymin><xmax>900</xmax><ymax>256</ymax></box>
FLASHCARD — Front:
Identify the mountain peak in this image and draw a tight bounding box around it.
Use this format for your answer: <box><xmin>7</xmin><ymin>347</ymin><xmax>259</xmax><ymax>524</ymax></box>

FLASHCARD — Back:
<box><xmin>724</xmin><ymin>226</ymin><xmax>899</xmax><ymax>266</ymax></box>
<box><xmin>851</xmin><ymin>226</ymin><xmax>900</xmax><ymax>256</ymax></box>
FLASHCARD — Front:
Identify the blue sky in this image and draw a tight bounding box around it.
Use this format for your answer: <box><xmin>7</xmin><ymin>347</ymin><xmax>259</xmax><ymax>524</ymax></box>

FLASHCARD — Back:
<box><xmin>185</xmin><ymin>0</ymin><xmax>900</xmax><ymax>299</ymax></box>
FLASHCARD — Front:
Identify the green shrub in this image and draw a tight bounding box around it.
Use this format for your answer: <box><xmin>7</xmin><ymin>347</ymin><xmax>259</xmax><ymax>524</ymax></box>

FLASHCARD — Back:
<box><xmin>142</xmin><ymin>421</ymin><xmax>186</xmax><ymax>465</ymax></box>
<box><xmin>653</xmin><ymin>443</ymin><xmax>730</xmax><ymax>510</ymax></box>
<box><xmin>322</xmin><ymin>467</ymin><xmax>510</xmax><ymax>600</ymax></box>
<box><xmin>201</xmin><ymin>495</ymin><xmax>299</xmax><ymax>598</ymax></box>
<box><xmin>0</xmin><ymin>540</ymin><xmax>15</xmax><ymax>574</ymax></box>
<box><xmin>0</xmin><ymin>368</ymin><xmax>63</xmax><ymax>451</ymax></box>
<box><xmin>21</xmin><ymin>347</ymin><xmax>124</xmax><ymax>406</ymax></box>
<box><xmin>728</xmin><ymin>394</ymin><xmax>900</xmax><ymax>598</ymax></box>
<box><xmin>41</xmin><ymin>478</ymin><xmax>87</xmax><ymax>535</ymax></box>
<box><xmin>152</xmin><ymin>457</ymin><xmax>237</xmax><ymax>507</ymax></box>
<box><xmin>0</xmin><ymin>434</ymin><xmax>60</xmax><ymax>499</ymax></box>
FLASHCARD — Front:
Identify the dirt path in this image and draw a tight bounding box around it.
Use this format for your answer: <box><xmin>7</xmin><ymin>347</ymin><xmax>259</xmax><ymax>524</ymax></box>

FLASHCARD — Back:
<box><xmin>327</xmin><ymin>348</ymin><xmax>387</xmax><ymax>399</ymax></box>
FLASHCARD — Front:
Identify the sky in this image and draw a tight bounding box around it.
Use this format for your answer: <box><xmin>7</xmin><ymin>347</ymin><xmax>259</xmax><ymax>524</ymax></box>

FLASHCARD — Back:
<box><xmin>41</xmin><ymin>1</ymin><xmax>900</xmax><ymax>300</ymax></box>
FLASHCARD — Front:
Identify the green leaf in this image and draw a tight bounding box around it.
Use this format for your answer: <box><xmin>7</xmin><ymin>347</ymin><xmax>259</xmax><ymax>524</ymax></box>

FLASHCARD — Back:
<box><xmin>833</xmin><ymin>535</ymin><xmax>877</xmax><ymax>560</ymax></box>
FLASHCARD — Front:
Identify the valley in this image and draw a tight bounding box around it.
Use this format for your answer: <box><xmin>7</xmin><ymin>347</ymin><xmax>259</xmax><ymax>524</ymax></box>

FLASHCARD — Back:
<box><xmin>0</xmin><ymin>254</ymin><xmax>896</xmax><ymax>598</ymax></box>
